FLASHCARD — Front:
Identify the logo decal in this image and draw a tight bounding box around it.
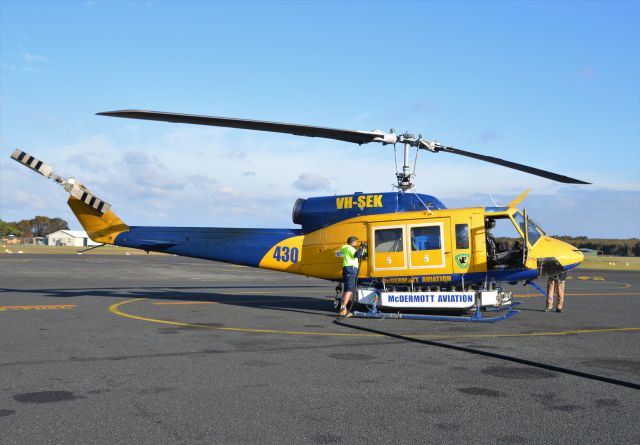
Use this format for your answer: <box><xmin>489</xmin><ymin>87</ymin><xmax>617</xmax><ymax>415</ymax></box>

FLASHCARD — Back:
<box><xmin>455</xmin><ymin>253</ymin><xmax>470</xmax><ymax>270</ymax></box>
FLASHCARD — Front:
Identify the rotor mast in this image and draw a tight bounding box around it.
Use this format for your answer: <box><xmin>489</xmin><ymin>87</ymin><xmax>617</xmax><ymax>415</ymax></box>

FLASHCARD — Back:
<box><xmin>395</xmin><ymin>132</ymin><xmax>419</xmax><ymax>192</ymax></box>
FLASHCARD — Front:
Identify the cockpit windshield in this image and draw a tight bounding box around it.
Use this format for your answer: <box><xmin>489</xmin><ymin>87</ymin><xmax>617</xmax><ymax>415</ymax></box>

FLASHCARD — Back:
<box><xmin>513</xmin><ymin>211</ymin><xmax>542</xmax><ymax>246</ymax></box>
<box><xmin>528</xmin><ymin>217</ymin><xmax>545</xmax><ymax>235</ymax></box>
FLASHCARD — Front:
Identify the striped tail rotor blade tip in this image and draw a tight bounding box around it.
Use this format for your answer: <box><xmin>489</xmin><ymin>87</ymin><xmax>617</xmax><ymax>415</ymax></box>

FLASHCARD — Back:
<box><xmin>10</xmin><ymin>149</ymin><xmax>53</xmax><ymax>178</ymax></box>
<box><xmin>70</xmin><ymin>185</ymin><xmax>111</xmax><ymax>214</ymax></box>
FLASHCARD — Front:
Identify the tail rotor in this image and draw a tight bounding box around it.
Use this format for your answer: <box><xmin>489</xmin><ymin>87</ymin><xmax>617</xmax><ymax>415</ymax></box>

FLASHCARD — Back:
<box><xmin>11</xmin><ymin>149</ymin><xmax>111</xmax><ymax>214</ymax></box>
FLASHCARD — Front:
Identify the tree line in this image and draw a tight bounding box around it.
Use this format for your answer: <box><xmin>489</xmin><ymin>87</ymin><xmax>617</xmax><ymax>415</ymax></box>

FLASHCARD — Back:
<box><xmin>0</xmin><ymin>216</ymin><xmax>70</xmax><ymax>238</ymax></box>
<box><xmin>1</xmin><ymin>218</ymin><xmax>638</xmax><ymax>255</ymax></box>
<box><xmin>554</xmin><ymin>236</ymin><xmax>640</xmax><ymax>257</ymax></box>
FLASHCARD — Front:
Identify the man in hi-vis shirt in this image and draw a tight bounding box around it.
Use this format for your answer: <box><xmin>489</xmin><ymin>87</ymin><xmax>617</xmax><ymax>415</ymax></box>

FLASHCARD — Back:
<box><xmin>339</xmin><ymin>236</ymin><xmax>367</xmax><ymax>317</ymax></box>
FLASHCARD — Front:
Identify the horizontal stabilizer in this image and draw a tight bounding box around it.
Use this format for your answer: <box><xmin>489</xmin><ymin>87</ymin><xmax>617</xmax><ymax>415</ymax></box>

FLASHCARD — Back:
<box><xmin>136</xmin><ymin>239</ymin><xmax>178</xmax><ymax>250</ymax></box>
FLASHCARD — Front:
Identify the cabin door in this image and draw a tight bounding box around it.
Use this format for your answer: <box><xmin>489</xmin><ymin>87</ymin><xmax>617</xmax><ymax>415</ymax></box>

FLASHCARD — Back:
<box><xmin>406</xmin><ymin>219</ymin><xmax>452</xmax><ymax>275</ymax></box>
<box><xmin>369</xmin><ymin>219</ymin><xmax>452</xmax><ymax>277</ymax></box>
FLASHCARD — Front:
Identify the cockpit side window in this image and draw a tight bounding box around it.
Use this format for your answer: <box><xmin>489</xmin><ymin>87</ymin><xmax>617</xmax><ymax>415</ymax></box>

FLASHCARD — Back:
<box><xmin>527</xmin><ymin>221</ymin><xmax>542</xmax><ymax>245</ymax></box>
<box><xmin>513</xmin><ymin>211</ymin><xmax>542</xmax><ymax>246</ymax></box>
<box><xmin>513</xmin><ymin>211</ymin><xmax>526</xmax><ymax>237</ymax></box>
<box><xmin>455</xmin><ymin>224</ymin><xmax>469</xmax><ymax>249</ymax></box>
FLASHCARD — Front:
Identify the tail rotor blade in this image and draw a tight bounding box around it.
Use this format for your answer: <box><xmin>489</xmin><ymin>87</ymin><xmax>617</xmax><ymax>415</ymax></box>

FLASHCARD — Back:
<box><xmin>11</xmin><ymin>149</ymin><xmax>54</xmax><ymax>178</ymax></box>
<box><xmin>69</xmin><ymin>185</ymin><xmax>111</xmax><ymax>214</ymax></box>
<box><xmin>10</xmin><ymin>149</ymin><xmax>112</xmax><ymax>214</ymax></box>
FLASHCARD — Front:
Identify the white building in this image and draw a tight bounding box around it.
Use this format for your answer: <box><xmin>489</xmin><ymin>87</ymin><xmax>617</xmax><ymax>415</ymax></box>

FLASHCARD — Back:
<box><xmin>46</xmin><ymin>230</ymin><xmax>100</xmax><ymax>247</ymax></box>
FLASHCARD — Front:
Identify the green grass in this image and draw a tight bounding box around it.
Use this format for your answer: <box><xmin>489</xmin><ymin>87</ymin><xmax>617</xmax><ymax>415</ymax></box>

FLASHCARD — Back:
<box><xmin>579</xmin><ymin>255</ymin><xmax>640</xmax><ymax>271</ymax></box>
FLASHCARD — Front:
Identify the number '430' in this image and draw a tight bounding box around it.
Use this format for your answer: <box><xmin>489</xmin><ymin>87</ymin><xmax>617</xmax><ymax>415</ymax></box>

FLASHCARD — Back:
<box><xmin>273</xmin><ymin>246</ymin><xmax>299</xmax><ymax>263</ymax></box>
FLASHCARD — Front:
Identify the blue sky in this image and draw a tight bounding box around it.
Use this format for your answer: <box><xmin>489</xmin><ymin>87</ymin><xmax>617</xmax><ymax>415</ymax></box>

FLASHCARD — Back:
<box><xmin>1</xmin><ymin>0</ymin><xmax>639</xmax><ymax>238</ymax></box>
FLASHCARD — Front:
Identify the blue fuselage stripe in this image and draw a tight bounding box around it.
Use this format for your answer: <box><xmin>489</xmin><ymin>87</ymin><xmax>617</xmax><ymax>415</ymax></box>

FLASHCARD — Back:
<box><xmin>113</xmin><ymin>227</ymin><xmax>302</xmax><ymax>266</ymax></box>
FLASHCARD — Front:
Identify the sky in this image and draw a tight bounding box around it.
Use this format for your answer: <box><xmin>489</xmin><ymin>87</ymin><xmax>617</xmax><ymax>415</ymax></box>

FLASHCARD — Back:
<box><xmin>1</xmin><ymin>0</ymin><xmax>639</xmax><ymax>238</ymax></box>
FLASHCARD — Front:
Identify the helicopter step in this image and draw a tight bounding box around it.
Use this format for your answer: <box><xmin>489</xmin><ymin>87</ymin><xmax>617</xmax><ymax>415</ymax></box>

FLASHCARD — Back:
<box><xmin>350</xmin><ymin>288</ymin><xmax>521</xmax><ymax>322</ymax></box>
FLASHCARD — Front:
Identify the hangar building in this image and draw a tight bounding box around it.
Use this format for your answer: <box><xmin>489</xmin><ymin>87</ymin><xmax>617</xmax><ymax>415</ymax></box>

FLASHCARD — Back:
<box><xmin>46</xmin><ymin>230</ymin><xmax>100</xmax><ymax>247</ymax></box>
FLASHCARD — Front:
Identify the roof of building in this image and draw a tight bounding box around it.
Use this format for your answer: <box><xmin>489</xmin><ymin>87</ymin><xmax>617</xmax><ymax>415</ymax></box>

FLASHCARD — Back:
<box><xmin>47</xmin><ymin>230</ymin><xmax>89</xmax><ymax>238</ymax></box>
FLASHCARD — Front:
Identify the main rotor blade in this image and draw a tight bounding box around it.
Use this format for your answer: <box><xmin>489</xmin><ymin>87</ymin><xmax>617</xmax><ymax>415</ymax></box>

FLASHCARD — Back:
<box><xmin>98</xmin><ymin>109</ymin><xmax>589</xmax><ymax>184</ymax></box>
<box><xmin>437</xmin><ymin>145</ymin><xmax>590</xmax><ymax>184</ymax></box>
<box><xmin>97</xmin><ymin>110</ymin><xmax>392</xmax><ymax>145</ymax></box>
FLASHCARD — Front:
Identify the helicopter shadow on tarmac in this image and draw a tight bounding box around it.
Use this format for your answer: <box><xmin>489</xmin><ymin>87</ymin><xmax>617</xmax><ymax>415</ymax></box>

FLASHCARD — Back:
<box><xmin>0</xmin><ymin>285</ymin><xmax>498</xmax><ymax>319</ymax></box>
<box><xmin>0</xmin><ymin>285</ymin><xmax>339</xmax><ymax>318</ymax></box>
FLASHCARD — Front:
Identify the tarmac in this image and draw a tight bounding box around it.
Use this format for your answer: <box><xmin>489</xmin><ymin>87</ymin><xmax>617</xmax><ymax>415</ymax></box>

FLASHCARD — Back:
<box><xmin>0</xmin><ymin>254</ymin><xmax>638</xmax><ymax>444</ymax></box>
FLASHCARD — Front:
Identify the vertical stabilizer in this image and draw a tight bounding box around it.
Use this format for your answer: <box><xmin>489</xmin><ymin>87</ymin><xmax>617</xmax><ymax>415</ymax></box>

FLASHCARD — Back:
<box><xmin>67</xmin><ymin>196</ymin><xmax>129</xmax><ymax>244</ymax></box>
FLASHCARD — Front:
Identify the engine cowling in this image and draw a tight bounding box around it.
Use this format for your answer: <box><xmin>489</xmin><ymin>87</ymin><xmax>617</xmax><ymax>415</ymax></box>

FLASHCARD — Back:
<box><xmin>292</xmin><ymin>191</ymin><xmax>446</xmax><ymax>233</ymax></box>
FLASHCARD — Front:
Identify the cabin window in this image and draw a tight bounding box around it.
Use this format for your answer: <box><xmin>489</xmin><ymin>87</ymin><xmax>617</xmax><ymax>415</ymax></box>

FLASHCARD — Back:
<box><xmin>410</xmin><ymin>226</ymin><xmax>441</xmax><ymax>251</ymax></box>
<box><xmin>455</xmin><ymin>224</ymin><xmax>469</xmax><ymax>249</ymax></box>
<box><xmin>375</xmin><ymin>228</ymin><xmax>404</xmax><ymax>253</ymax></box>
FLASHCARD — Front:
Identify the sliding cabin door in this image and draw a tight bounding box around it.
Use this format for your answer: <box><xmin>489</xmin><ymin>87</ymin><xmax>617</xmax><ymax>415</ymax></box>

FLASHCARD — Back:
<box><xmin>370</xmin><ymin>219</ymin><xmax>453</xmax><ymax>278</ymax></box>
<box><xmin>407</xmin><ymin>221</ymin><xmax>451</xmax><ymax>273</ymax></box>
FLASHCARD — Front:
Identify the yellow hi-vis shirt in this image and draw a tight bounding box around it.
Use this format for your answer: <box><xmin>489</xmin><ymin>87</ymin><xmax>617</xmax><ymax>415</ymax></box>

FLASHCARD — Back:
<box><xmin>341</xmin><ymin>244</ymin><xmax>358</xmax><ymax>269</ymax></box>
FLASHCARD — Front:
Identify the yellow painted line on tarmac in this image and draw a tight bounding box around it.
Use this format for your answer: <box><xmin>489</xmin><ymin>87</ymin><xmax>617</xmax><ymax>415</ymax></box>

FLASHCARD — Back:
<box><xmin>0</xmin><ymin>304</ymin><xmax>76</xmax><ymax>312</ymax></box>
<box><xmin>109</xmin><ymin>299</ymin><xmax>640</xmax><ymax>340</ymax></box>
<box><xmin>109</xmin><ymin>299</ymin><xmax>377</xmax><ymax>337</ymax></box>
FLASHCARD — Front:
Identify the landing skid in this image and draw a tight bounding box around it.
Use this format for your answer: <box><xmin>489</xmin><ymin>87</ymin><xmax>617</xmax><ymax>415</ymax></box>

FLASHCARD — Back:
<box><xmin>352</xmin><ymin>302</ymin><xmax>521</xmax><ymax>323</ymax></box>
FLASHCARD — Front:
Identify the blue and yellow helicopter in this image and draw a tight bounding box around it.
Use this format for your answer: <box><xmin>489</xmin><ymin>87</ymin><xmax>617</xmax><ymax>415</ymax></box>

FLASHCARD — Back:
<box><xmin>11</xmin><ymin>110</ymin><xmax>588</xmax><ymax>321</ymax></box>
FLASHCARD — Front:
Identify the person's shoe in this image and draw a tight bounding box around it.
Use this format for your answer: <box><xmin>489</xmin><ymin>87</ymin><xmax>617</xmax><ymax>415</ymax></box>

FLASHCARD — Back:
<box><xmin>556</xmin><ymin>308</ymin><xmax>563</xmax><ymax>313</ymax></box>
<box><xmin>339</xmin><ymin>309</ymin><xmax>353</xmax><ymax>318</ymax></box>
<box><xmin>545</xmin><ymin>308</ymin><xmax>552</xmax><ymax>312</ymax></box>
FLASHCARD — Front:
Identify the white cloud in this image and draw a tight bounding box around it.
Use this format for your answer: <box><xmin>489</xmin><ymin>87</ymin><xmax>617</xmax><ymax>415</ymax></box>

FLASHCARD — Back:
<box><xmin>3</xmin><ymin>125</ymin><xmax>638</xmax><ymax>236</ymax></box>
<box><xmin>22</xmin><ymin>53</ymin><xmax>48</xmax><ymax>63</ymax></box>
<box><xmin>292</xmin><ymin>173</ymin><xmax>331</xmax><ymax>192</ymax></box>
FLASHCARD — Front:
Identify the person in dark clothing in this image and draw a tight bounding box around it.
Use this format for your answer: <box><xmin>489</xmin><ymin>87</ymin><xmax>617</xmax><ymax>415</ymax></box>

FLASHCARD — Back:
<box><xmin>546</xmin><ymin>271</ymin><xmax>567</xmax><ymax>312</ymax></box>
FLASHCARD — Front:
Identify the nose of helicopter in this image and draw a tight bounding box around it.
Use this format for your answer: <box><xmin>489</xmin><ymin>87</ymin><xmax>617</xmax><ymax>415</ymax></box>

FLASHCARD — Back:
<box><xmin>531</xmin><ymin>236</ymin><xmax>584</xmax><ymax>273</ymax></box>
<box><xmin>555</xmin><ymin>239</ymin><xmax>584</xmax><ymax>271</ymax></box>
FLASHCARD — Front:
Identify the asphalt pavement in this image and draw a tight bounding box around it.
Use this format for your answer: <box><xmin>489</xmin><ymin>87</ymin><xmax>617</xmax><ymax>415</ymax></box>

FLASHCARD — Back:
<box><xmin>1</xmin><ymin>254</ymin><xmax>638</xmax><ymax>444</ymax></box>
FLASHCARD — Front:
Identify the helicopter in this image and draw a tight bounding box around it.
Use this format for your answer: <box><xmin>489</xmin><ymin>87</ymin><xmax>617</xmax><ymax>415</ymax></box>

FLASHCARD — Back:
<box><xmin>11</xmin><ymin>110</ymin><xmax>588</xmax><ymax>320</ymax></box>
